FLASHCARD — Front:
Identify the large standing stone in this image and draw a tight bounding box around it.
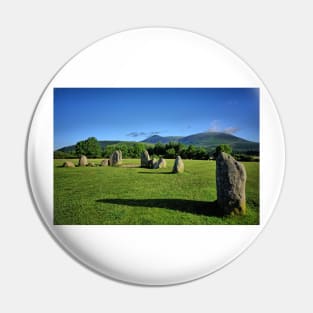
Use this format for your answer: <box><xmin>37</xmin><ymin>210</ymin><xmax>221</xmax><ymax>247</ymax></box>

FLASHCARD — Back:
<box><xmin>79</xmin><ymin>155</ymin><xmax>88</xmax><ymax>166</ymax></box>
<box><xmin>172</xmin><ymin>156</ymin><xmax>184</xmax><ymax>173</ymax></box>
<box><xmin>157</xmin><ymin>158</ymin><xmax>167</xmax><ymax>169</ymax></box>
<box><xmin>100</xmin><ymin>159</ymin><xmax>109</xmax><ymax>166</ymax></box>
<box><xmin>148</xmin><ymin>158</ymin><xmax>158</xmax><ymax>169</ymax></box>
<box><xmin>216</xmin><ymin>152</ymin><xmax>247</xmax><ymax>215</ymax></box>
<box><xmin>110</xmin><ymin>150</ymin><xmax>122</xmax><ymax>166</ymax></box>
<box><xmin>63</xmin><ymin>161</ymin><xmax>75</xmax><ymax>168</ymax></box>
<box><xmin>141</xmin><ymin>150</ymin><xmax>150</xmax><ymax>168</ymax></box>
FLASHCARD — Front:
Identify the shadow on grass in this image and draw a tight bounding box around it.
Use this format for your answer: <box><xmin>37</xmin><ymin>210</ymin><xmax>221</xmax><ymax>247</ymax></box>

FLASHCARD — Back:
<box><xmin>137</xmin><ymin>171</ymin><xmax>174</xmax><ymax>175</ymax></box>
<box><xmin>96</xmin><ymin>198</ymin><xmax>223</xmax><ymax>217</ymax></box>
<box><xmin>121</xmin><ymin>164</ymin><xmax>140</xmax><ymax>168</ymax></box>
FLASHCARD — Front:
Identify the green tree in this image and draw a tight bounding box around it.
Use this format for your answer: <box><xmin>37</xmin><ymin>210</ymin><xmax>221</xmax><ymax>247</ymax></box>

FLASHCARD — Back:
<box><xmin>216</xmin><ymin>144</ymin><xmax>232</xmax><ymax>155</ymax></box>
<box><xmin>132</xmin><ymin>143</ymin><xmax>147</xmax><ymax>158</ymax></box>
<box><xmin>186</xmin><ymin>144</ymin><xmax>197</xmax><ymax>159</ymax></box>
<box><xmin>54</xmin><ymin>150</ymin><xmax>76</xmax><ymax>159</ymax></box>
<box><xmin>75</xmin><ymin>137</ymin><xmax>102</xmax><ymax>158</ymax></box>
<box><xmin>165</xmin><ymin>148</ymin><xmax>176</xmax><ymax>158</ymax></box>
<box><xmin>165</xmin><ymin>142</ymin><xmax>185</xmax><ymax>155</ymax></box>
<box><xmin>103</xmin><ymin>144</ymin><xmax>116</xmax><ymax>158</ymax></box>
<box><xmin>75</xmin><ymin>140</ymin><xmax>87</xmax><ymax>156</ymax></box>
<box><xmin>195</xmin><ymin>147</ymin><xmax>208</xmax><ymax>160</ymax></box>
<box><xmin>103</xmin><ymin>142</ymin><xmax>148</xmax><ymax>158</ymax></box>
<box><xmin>85</xmin><ymin>137</ymin><xmax>102</xmax><ymax>157</ymax></box>
<box><xmin>154</xmin><ymin>142</ymin><xmax>166</xmax><ymax>156</ymax></box>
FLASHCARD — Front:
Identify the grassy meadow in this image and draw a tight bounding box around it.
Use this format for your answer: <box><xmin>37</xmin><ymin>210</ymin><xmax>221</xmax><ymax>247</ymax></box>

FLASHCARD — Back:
<box><xmin>54</xmin><ymin>158</ymin><xmax>259</xmax><ymax>225</ymax></box>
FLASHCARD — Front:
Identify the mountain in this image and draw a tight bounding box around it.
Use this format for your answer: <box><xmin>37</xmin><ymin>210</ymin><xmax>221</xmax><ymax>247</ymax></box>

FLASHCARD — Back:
<box><xmin>56</xmin><ymin>132</ymin><xmax>259</xmax><ymax>154</ymax></box>
<box><xmin>142</xmin><ymin>132</ymin><xmax>259</xmax><ymax>152</ymax></box>
<box><xmin>141</xmin><ymin>135</ymin><xmax>183</xmax><ymax>144</ymax></box>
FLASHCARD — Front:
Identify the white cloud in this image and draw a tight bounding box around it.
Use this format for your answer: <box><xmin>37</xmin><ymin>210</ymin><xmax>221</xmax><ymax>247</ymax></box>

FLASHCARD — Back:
<box><xmin>223</xmin><ymin>127</ymin><xmax>240</xmax><ymax>134</ymax></box>
<box><xmin>207</xmin><ymin>120</ymin><xmax>239</xmax><ymax>134</ymax></box>
<box><xmin>126</xmin><ymin>131</ymin><xmax>161</xmax><ymax>137</ymax></box>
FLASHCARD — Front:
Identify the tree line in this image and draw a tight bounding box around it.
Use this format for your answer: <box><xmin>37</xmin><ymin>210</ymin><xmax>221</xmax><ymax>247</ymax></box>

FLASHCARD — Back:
<box><xmin>54</xmin><ymin>137</ymin><xmax>259</xmax><ymax>161</ymax></box>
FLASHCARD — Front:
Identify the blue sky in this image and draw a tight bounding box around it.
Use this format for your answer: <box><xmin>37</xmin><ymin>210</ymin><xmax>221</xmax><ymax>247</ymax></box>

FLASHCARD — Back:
<box><xmin>54</xmin><ymin>88</ymin><xmax>259</xmax><ymax>149</ymax></box>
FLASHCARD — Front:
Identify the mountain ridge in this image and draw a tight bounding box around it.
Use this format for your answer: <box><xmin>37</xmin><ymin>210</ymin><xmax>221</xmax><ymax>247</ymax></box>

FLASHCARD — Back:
<box><xmin>141</xmin><ymin>135</ymin><xmax>183</xmax><ymax>144</ymax></box>
<box><xmin>141</xmin><ymin>131</ymin><xmax>259</xmax><ymax>151</ymax></box>
<box><xmin>56</xmin><ymin>131</ymin><xmax>259</xmax><ymax>153</ymax></box>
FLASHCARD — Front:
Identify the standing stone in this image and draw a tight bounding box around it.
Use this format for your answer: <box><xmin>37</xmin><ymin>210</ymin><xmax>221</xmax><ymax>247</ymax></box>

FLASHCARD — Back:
<box><xmin>152</xmin><ymin>158</ymin><xmax>159</xmax><ymax>169</ymax></box>
<box><xmin>87</xmin><ymin>162</ymin><xmax>96</xmax><ymax>167</ymax></box>
<box><xmin>148</xmin><ymin>158</ymin><xmax>158</xmax><ymax>169</ymax></box>
<box><xmin>79</xmin><ymin>155</ymin><xmax>88</xmax><ymax>166</ymax></box>
<box><xmin>100</xmin><ymin>159</ymin><xmax>109</xmax><ymax>166</ymax></box>
<box><xmin>157</xmin><ymin>158</ymin><xmax>167</xmax><ymax>169</ymax></box>
<box><xmin>118</xmin><ymin>150</ymin><xmax>122</xmax><ymax>163</ymax></box>
<box><xmin>110</xmin><ymin>150</ymin><xmax>122</xmax><ymax>166</ymax></box>
<box><xmin>172</xmin><ymin>156</ymin><xmax>184</xmax><ymax>173</ymax></box>
<box><xmin>63</xmin><ymin>161</ymin><xmax>75</xmax><ymax>168</ymax></box>
<box><xmin>141</xmin><ymin>150</ymin><xmax>150</xmax><ymax>168</ymax></box>
<box><xmin>216</xmin><ymin>152</ymin><xmax>247</xmax><ymax>215</ymax></box>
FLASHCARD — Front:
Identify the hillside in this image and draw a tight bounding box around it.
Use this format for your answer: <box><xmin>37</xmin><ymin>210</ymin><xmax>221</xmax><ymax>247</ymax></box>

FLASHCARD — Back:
<box><xmin>56</xmin><ymin>131</ymin><xmax>259</xmax><ymax>154</ymax></box>
<box><xmin>142</xmin><ymin>132</ymin><xmax>259</xmax><ymax>152</ymax></box>
<box><xmin>141</xmin><ymin>135</ymin><xmax>183</xmax><ymax>144</ymax></box>
<box><xmin>57</xmin><ymin>140</ymin><xmax>122</xmax><ymax>153</ymax></box>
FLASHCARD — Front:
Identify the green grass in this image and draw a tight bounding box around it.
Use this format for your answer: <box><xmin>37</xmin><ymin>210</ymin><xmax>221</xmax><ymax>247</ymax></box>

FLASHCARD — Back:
<box><xmin>54</xmin><ymin>159</ymin><xmax>259</xmax><ymax>225</ymax></box>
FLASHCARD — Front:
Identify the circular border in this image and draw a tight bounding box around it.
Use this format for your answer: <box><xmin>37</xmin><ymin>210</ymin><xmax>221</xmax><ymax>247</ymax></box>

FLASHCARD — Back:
<box><xmin>26</xmin><ymin>27</ymin><xmax>285</xmax><ymax>286</ymax></box>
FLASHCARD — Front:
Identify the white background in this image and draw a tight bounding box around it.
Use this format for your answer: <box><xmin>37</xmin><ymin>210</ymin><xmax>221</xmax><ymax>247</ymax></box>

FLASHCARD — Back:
<box><xmin>0</xmin><ymin>1</ymin><xmax>311</xmax><ymax>312</ymax></box>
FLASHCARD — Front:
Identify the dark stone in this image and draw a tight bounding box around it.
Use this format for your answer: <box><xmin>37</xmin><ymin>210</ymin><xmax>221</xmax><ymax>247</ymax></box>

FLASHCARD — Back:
<box><xmin>110</xmin><ymin>150</ymin><xmax>122</xmax><ymax>166</ymax></box>
<box><xmin>148</xmin><ymin>158</ymin><xmax>158</xmax><ymax>169</ymax></box>
<box><xmin>216</xmin><ymin>152</ymin><xmax>247</xmax><ymax>215</ymax></box>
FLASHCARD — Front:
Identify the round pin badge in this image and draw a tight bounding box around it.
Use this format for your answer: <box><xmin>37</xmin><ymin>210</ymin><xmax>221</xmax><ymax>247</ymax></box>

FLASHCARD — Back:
<box><xmin>27</xmin><ymin>28</ymin><xmax>285</xmax><ymax>285</ymax></box>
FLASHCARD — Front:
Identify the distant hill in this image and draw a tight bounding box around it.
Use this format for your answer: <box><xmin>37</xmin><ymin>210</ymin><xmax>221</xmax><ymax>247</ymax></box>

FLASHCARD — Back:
<box><xmin>141</xmin><ymin>135</ymin><xmax>183</xmax><ymax>144</ymax></box>
<box><xmin>56</xmin><ymin>132</ymin><xmax>259</xmax><ymax>154</ymax></box>
<box><xmin>142</xmin><ymin>132</ymin><xmax>259</xmax><ymax>152</ymax></box>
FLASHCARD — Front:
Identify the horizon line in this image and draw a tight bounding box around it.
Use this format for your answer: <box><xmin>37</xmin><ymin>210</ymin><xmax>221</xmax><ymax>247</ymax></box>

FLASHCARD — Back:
<box><xmin>55</xmin><ymin>131</ymin><xmax>259</xmax><ymax>150</ymax></box>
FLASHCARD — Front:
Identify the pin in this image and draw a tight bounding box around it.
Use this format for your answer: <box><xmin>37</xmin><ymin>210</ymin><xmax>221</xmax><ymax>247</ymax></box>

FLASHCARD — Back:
<box><xmin>27</xmin><ymin>28</ymin><xmax>285</xmax><ymax>285</ymax></box>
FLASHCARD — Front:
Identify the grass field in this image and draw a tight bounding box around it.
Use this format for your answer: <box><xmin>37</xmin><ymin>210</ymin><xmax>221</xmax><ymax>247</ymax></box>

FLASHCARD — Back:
<box><xmin>54</xmin><ymin>158</ymin><xmax>259</xmax><ymax>225</ymax></box>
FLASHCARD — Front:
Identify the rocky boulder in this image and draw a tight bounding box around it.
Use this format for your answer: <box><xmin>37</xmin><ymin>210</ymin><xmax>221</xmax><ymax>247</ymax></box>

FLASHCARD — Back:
<box><xmin>157</xmin><ymin>158</ymin><xmax>167</xmax><ymax>169</ymax></box>
<box><xmin>148</xmin><ymin>158</ymin><xmax>158</xmax><ymax>169</ymax></box>
<box><xmin>100</xmin><ymin>159</ymin><xmax>109</xmax><ymax>166</ymax></box>
<box><xmin>152</xmin><ymin>158</ymin><xmax>159</xmax><ymax>169</ymax></box>
<box><xmin>110</xmin><ymin>150</ymin><xmax>122</xmax><ymax>166</ymax></box>
<box><xmin>140</xmin><ymin>150</ymin><xmax>150</xmax><ymax>168</ymax></box>
<box><xmin>79</xmin><ymin>155</ymin><xmax>88</xmax><ymax>166</ymax></box>
<box><xmin>63</xmin><ymin>161</ymin><xmax>75</xmax><ymax>168</ymax></box>
<box><xmin>172</xmin><ymin>156</ymin><xmax>184</xmax><ymax>173</ymax></box>
<box><xmin>216</xmin><ymin>152</ymin><xmax>247</xmax><ymax>215</ymax></box>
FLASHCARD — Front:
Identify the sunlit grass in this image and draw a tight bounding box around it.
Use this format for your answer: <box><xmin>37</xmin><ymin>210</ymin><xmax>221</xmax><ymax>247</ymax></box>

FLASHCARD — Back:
<box><xmin>54</xmin><ymin>158</ymin><xmax>259</xmax><ymax>225</ymax></box>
